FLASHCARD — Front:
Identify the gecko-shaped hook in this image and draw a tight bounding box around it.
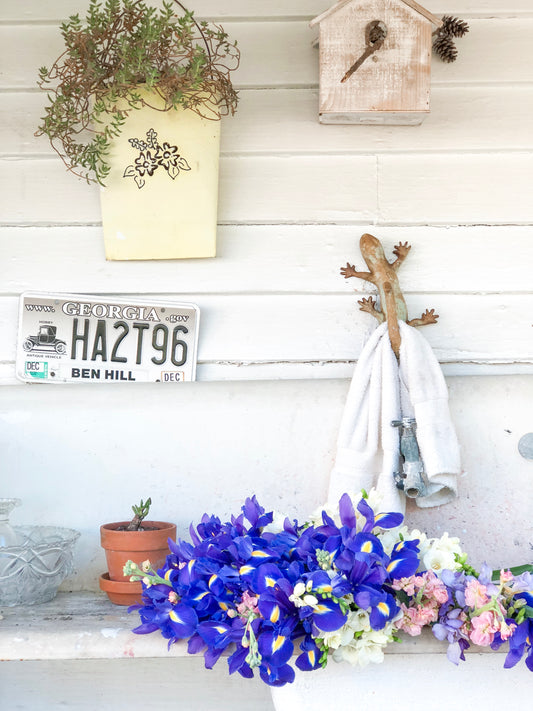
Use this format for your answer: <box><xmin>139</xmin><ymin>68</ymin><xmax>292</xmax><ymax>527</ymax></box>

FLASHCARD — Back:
<box><xmin>340</xmin><ymin>233</ymin><xmax>438</xmax><ymax>358</ymax></box>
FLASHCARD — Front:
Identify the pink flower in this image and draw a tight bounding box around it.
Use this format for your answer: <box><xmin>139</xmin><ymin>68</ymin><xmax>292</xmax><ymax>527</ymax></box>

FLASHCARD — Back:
<box><xmin>396</xmin><ymin>603</ymin><xmax>437</xmax><ymax>636</ymax></box>
<box><xmin>413</xmin><ymin>576</ymin><xmax>426</xmax><ymax>590</ymax></box>
<box><xmin>396</xmin><ymin>604</ymin><xmax>423</xmax><ymax>636</ymax></box>
<box><xmin>414</xmin><ymin>605</ymin><xmax>439</xmax><ymax>626</ymax></box>
<box><xmin>464</xmin><ymin>580</ymin><xmax>490</xmax><ymax>609</ymax></box>
<box><xmin>469</xmin><ymin>611</ymin><xmax>498</xmax><ymax>646</ymax></box>
<box><xmin>424</xmin><ymin>573</ymin><xmax>449</xmax><ymax>605</ymax></box>
<box><xmin>498</xmin><ymin>620</ymin><xmax>516</xmax><ymax>641</ymax></box>
<box><xmin>236</xmin><ymin>591</ymin><xmax>259</xmax><ymax>615</ymax></box>
<box><xmin>391</xmin><ymin>577</ymin><xmax>416</xmax><ymax>596</ymax></box>
<box><xmin>499</xmin><ymin>570</ymin><xmax>513</xmax><ymax>584</ymax></box>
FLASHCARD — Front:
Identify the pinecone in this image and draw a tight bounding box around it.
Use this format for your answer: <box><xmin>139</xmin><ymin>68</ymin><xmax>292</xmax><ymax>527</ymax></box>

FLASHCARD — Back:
<box><xmin>440</xmin><ymin>15</ymin><xmax>469</xmax><ymax>38</ymax></box>
<box><xmin>433</xmin><ymin>35</ymin><xmax>458</xmax><ymax>63</ymax></box>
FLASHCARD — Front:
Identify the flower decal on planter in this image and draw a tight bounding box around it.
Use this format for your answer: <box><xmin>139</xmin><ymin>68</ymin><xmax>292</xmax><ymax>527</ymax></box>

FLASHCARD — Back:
<box><xmin>123</xmin><ymin>129</ymin><xmax>191</xmax><ymax>189</ymax></box>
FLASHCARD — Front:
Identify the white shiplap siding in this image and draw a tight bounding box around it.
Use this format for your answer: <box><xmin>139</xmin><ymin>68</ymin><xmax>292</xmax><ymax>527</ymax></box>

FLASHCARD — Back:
<box><xmin>0</xmin><ymin>3</ymin><xmax>532</xmax><ymax>707</ymax></box>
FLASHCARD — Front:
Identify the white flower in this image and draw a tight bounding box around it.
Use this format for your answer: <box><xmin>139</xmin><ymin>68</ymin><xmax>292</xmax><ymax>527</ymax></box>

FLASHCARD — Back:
<box><xmin>292</xmin><ymin>582</ymin><xmax>306</xmax><ymax>597</ymax></box>
<box><xmin>331</xmin><ymin>629</ymin><xmax>391</xmax><ymax>667</ymax></box>
<box><xmin>431</xmin><ymin>531</ymin><xmax>462</xmax><ymax>555</ymax></box>
<box><xmin>289</xmin><ymin>581</ymin><xmax>320</xmax><ymax>610</ymax></box>
<box><xmin>421</xmin><ymin>532</ymin><xmax>463</xmax><ymax>575</ymax></box>
<box><xmin>318</xmin><ymin>607</ymin><xmax>369</xmax><ymax>650</ymax></box>
<box><xmin>423</xmin><ymin>547</ymin><xmax>457</xmax><ymax>574</ymax></box>
<box><xmin>365</xmin><ymin>488</ymin><xmax>384</xmax><ymax>515</ymax></box>
<box><xmin>406</xmin><ymin>528</ymin><xmax>429</xmax><ymax>554</ymax></box>
<box><xmin>303</xmin><ymin>594</ymin><xmax>318</xmax><ymax>607</ymax></box>
<box><xmin>320</xmin><ymin>626</ymin><xmax>354</xmax><ymax>651</ymax></box>
<box><xmin>377</xmin><ymin>525</ymin><xmax>406</xmax><ymax>556</ymax></box>
<box><xmin>324</xmin><ymin>614</ymin><xmax>397</xmax><ymax>667</ymax></box>
<box><xmin>346</xmin><ymin>608</ymin><xmax>371</xmax><ymax>633</ymax></box>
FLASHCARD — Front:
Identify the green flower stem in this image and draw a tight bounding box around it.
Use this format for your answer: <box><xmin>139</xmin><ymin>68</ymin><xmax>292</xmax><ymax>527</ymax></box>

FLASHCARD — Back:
<box><xmin>123</xmin><ymin>560</ymin><xmax>173</xmax><ymax>587</ymax></box>
<box><xmin>242</xmin><ymin>613</ymin><xmax>262</xmax><ymax>669</ymax></box>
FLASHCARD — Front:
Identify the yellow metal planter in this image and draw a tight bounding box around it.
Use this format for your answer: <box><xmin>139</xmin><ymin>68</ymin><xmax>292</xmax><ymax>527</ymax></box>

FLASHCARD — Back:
<box><xmin>100</xmin><ymin>91</ymin><xmax>221</xmax><ymax>261</ymax></box>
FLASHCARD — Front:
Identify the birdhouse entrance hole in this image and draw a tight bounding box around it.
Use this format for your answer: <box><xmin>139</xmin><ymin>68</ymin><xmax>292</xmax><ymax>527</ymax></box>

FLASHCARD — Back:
<box><xmin>366</xmin><ymin>20</ymin><xmax>388</xmax><ymax>45</ymax></box>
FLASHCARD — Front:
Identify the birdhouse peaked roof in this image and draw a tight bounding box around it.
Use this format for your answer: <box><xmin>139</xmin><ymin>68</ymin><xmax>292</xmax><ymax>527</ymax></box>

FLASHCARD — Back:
<box><xmin>309</xmin><ymin>0</ymin><xmax>442</xmax><ymax>28</ymax></box>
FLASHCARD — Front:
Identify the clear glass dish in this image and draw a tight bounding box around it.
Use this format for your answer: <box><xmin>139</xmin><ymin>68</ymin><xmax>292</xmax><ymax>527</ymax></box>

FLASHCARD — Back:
<box><xmin>0</xmin><ymin>499</ymin><xmax>80</xmax><ymax>606</ymax></box>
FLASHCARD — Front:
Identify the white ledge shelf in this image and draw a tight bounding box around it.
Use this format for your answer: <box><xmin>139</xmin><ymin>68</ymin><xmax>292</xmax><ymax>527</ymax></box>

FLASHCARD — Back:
<box><xmin>0</xmin><ymin>592</ymin><xmax>504</xmax><ymax>662</ymax></box>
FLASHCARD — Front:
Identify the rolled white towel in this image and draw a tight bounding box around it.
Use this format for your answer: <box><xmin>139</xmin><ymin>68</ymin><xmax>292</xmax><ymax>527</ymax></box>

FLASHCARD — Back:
<box><xmin>398</xmin><ymin>321</ymin><xmax>460</xmax><ymax>507</ymax></box>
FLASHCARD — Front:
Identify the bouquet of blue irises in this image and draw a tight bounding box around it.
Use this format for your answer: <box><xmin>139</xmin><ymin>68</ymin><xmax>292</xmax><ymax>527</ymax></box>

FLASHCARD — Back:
<box><xmin>125</xmin><ymin>491</ymin><xmax>533</xmax><ymax>686</ymax></box>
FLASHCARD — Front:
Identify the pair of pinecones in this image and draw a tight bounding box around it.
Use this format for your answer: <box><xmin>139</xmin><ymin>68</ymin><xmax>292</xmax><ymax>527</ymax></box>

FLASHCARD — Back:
<box><xmin>433</xmin><ymin>15</ymin><xmax>469</xmax><ymax>63</ymax></box>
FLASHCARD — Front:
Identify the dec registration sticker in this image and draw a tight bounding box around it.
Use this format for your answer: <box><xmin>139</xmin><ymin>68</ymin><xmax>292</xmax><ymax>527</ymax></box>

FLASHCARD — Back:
<box><xmin>16</xmin><ymin>292</ymin><xmax>199</xmax><ymax>384</ymax></box>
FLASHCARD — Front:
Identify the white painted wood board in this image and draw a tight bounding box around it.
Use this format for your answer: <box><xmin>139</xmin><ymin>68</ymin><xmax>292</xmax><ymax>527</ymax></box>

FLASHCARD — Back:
<box><xmin>1</xmin><ymin>293</ymin><xmax>532</xmax><ymax>384</ymax></box>
<box><xmin>2</xmin><ymin>225</ymin><xmax>532</xmax><ymax>295</ymax></box>
<box><xmin>2</xmin><ymin>293</ymin><xmax>532</xmax><ymax>362</ymax></box>
<box><xmin>8</xmin><ymin>86</ymin><xmax>533</xmax><ymax>158</ymax></box>
<box><xmin>378</xmin><ymin>153</ymin><xmax>533</xmax><ymax>224</ymax></box>
<box><xmin>0</xmin><ymin>591</ymin><xmax>488</xmax><ymax>660</ymax></box>
<box><xmin>0</xmin><ymin>156</ymin><xmax>379</xmax><ymax>225</ymax></box>
<box><xmin>3</xmin><ymin>152</ymin><xmax>532</xmax><ymax>225</ymax></box>
<box><xmin>2</xmin><ymin>1</ymin><xmax>533</xmax><ymax>22</ymax></box>
<box><xmin>1</xmin><ymin>658</ymin><xmax>274</xmax><ymax>711</ymax></box>
<box><xmin>1</xmin><ymin>19</ymin><xmax>532</xmax><ymax>90</ymax></box>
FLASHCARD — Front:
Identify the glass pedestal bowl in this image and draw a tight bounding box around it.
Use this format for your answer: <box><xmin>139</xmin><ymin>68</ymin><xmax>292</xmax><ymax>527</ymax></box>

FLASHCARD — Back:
<box><xmin>0</xmin><ymin>499</ymin><xmax>80</xmax><ymax>607</ymax></box>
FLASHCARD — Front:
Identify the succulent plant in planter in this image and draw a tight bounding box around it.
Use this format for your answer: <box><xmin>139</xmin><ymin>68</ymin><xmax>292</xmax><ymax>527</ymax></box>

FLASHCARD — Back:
<box><xmin>35</xmin><ymin>0</ymin><xmax>240</xmax><ymax>260</ymax></box>
<box><xmin>100</xmin><ymin>497</ymin><xmax>176</xmax><ymax>605</ymax></box>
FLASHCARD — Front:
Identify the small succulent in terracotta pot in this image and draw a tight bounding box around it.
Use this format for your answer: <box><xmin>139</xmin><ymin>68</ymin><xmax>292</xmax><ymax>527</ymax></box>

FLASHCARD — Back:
<box><xmin>99</xmin><ymin>498</ymin><xmax>176</xmax><ymax>605</ymax></box>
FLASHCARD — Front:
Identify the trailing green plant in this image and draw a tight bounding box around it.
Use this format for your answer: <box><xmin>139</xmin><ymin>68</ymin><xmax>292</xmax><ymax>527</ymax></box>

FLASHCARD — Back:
<box><xmin>35</xmin><ymin>0</ymin><xmax>239</xmax><ymax>185</ymax></box>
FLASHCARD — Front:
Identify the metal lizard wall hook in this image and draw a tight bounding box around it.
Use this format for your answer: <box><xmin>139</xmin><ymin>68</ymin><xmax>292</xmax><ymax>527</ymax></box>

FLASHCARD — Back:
<box><xmin>340</xmin><ymin>233</ymin><xmax>438</xmax><ymax>358</ymax></box>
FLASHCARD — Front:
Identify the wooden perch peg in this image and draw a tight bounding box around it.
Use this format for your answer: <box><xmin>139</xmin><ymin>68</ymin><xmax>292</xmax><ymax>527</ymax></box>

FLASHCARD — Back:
<box><xmin>340</xmin><ymin>234</ymin><xmax>438</xmax><ymax>358</ymax></box>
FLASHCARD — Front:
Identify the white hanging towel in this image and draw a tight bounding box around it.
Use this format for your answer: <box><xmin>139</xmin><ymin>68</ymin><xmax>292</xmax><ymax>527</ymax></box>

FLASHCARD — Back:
<box><xmin>328</xmin><ymin>321</ymin><xmax>460</xmax><ymax>510</ymax></box>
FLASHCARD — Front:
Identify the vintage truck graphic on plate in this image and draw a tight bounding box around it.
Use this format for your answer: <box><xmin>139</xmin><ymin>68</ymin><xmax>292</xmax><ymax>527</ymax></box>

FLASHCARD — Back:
<box><xmin>22</xmin><ymin>325</ymin><xmax>67</xmax><ymax>354</ymax></box>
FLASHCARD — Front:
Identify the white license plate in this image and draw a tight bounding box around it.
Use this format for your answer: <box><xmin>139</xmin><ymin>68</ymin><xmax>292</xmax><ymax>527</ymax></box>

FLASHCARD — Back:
<box><xmin>16</xmin><ymin>293</ymin><xmax>199</xmax><ymax>383</ymax></box>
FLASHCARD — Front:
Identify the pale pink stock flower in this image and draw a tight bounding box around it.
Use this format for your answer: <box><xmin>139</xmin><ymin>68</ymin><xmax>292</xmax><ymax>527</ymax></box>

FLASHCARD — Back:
<box><xmin>499</xmin><ymin>570</ymin><xmax>513</xmax><ymax>584</ymax></box>
<box><xmin>424</xmin><ymin>574</ymin><xmax>449</xmax><ymax>605</ymax></box>
<box><xmin>464</xmin><ymin>580</ymin><xmax>490</xmax><ymax>609</ymax></box>
<box><xmin>417</xmin><ymin>606</ymin><xmax>439</xmax><ymax>625</ymax></box>
<box><xmin>396</xmin><ymin>604</ymin><xmax>423</xmax><ymax>636</ymax></box>
<box><xmin>498</xmin><ymin>620</ymin><xmax>517</xmax><ymax>641</ymax></box>
<box><xmin>391</xmin><ymin>578</ymin><xmax>416</xmax><ymax>596</ymax></box>
<box><xmin>397</xmin><ymin>603</ymin><xmax>438</xmax><ymax>636</ymax></box>
<box><xmin>237</xmin><ymin>591</ymin><xmax>259</xmax><ymax>615</ymax></box>
<box><xmin>469</xmin><ymin>611</ymin><xmax>498</xmax><ymax>646</ymax></box>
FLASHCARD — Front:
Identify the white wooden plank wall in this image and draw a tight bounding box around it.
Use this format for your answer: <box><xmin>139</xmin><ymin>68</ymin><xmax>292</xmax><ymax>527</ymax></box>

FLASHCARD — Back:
<box><xmin>1</xmin><ymin>4</ymin><xmax>532</xmax><ymax>380</ymax></box>
<box><xmin>0</xmin><ymin>2</ymin><xmax>532</xmax><ymax>708</ymax></box>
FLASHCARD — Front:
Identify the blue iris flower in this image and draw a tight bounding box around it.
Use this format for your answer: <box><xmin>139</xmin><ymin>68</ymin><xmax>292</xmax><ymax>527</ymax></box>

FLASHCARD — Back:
<box><xmin>130</xmin><ymin>493</ymin><xmax>425</xmax><ymax>686</ymax></box>
<box><xmin>295</xmin><ymin>635</ymin><xmax>323</xmax><ymax>671</ymax></box>
<box><xmin>500</xmin><ymin>592</ymin><xmax>533</xmax><ymax>670</ymax></box>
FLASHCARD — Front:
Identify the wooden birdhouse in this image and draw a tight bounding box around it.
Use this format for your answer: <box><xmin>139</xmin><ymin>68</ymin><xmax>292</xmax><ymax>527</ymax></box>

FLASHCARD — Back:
<box><xmin>310</xmin><ymin>0</ymin><xmax>442</xmax><ymax>125</ymax></box>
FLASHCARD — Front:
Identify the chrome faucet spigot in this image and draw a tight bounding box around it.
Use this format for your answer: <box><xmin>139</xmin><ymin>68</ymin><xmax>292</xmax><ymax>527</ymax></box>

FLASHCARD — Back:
<box><xmin>392</xmin><ymin>417</ymin><xmax>428</xmax><ymax>498</ymax></box>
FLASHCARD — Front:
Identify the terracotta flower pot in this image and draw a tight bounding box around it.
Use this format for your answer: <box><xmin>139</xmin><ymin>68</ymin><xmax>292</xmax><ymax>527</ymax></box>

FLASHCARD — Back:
<box><xmin>99</xmin><ymin>572</ymin><xmax>143</xmax><ymax>606</ymax></box>
<box><xmin>100</xmin><ymin>520</ymin><xmax>177</xmax><ymax>582</ymax></box>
